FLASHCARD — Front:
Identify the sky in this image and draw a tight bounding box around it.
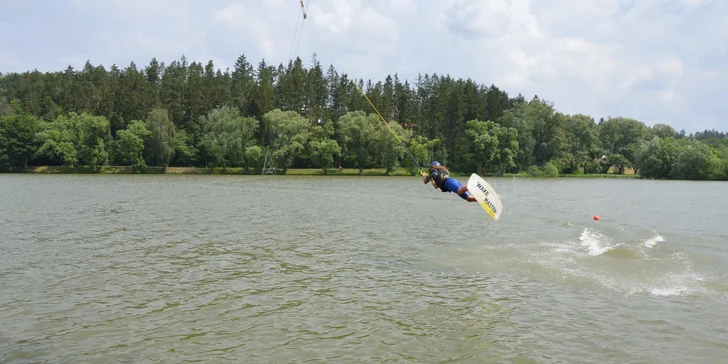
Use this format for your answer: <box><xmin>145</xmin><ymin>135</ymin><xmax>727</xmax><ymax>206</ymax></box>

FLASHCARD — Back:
<box><xmin>1</xmin><ymin>0</ymin><xmax>726</xmax><ymax>134</ymax></box>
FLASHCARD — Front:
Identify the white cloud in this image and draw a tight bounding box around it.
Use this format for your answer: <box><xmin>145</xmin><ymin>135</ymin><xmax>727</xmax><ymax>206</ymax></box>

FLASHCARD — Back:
<box><xmin>0</xmin><ymin>49</ymin><xmax>22</xmax><ymax>72</ymax></box>
<box><xmin>306</xmin><ymin>0</ymin><xmax>400</xmax><ymax>53</ymax></box>
<box><xmin>660</xmin><ymin>89</ymin><xmax>680</xmax><ymax>103</ymax></box>
<box><xmin>679</xmin><ymin>0</ymin><xmax>706</xmax><ymax>9</ymax></box>
<box><xmin>0</xmin><ymin>0</ymin><xmax>726</xmax><ymax>133</ymax></box>
<box><xmin>658</xmin><ymin>58</ymin><xmax>684</xmax><ymax>78</ymax></box>
<box><xmin>214</xmin><ymin>1</ymin><xmax>291</xmax><ymax>62</ymax></box>
<box><xmin>619</xmin><ymin>67</ymin><xmax>653</xmax><ymax>90</ymax></box>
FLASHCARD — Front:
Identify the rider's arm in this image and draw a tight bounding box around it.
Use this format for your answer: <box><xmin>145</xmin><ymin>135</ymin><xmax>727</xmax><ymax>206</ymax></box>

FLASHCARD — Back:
<box><xmin>423</xmin><ymin>171</ymin><xmax>433</xmax><ymax>184</ymax></box>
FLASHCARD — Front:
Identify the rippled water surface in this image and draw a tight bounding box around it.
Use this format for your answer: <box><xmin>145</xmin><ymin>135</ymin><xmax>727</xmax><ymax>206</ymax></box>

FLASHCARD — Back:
<box><xmin>2</xmin><ymin>174</ymin><xmax>728</xmax><ymax>363</ymax></box>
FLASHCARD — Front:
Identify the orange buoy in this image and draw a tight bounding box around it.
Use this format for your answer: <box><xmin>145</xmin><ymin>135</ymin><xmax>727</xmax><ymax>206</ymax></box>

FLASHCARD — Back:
<box><xmin>593</xmin><ymin>215</ymin><xmax>600</xmax><ymax>221</ymax></box>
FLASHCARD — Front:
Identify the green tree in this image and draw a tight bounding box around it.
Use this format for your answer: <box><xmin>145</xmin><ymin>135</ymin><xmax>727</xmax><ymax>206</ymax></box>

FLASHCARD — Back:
<box><xmin>459</xmin><ymin>119</ymin><xmax>519</xmax><ymax>175</ymax></box>
<box><xmin>264</xmin><ymin>108</ymin><xmax>311</xmax><ymax>174</ymax></box>
<box><xmin>0</xmin><ymin>114</ymin><xmax>41</xmax><ymax>170</ymax></box>
<box><xmin>116</xmin><ymin>62</ymin><xmax>153</xmax><ymax>132</ymax></box>
<box><xmin>275</xmin><ymin>57</ymin><xmax>306</xmax><ymax>113</ymax></box>
<box><xmin>2</xmin><ymin>52</ymin><xmax>727</xmax><ymax>181</ymax></box>
<box><xmin>114</xmin><ymin>120</ymin><xmax>151</xmax><ymax>172</ymax></box>
<box><xmin>330</xmin><ymin>72</ymin><xmax>353</xmax><ymax>121</ymax></box>
<box><xmin>633</xmin><ymin>137</ymin><xmax>678</xmax><ymax>179</ymax></box>
<box><xmin>185</xmin><ymin>61</ymin><xmax>206</xmax><ymax>128</ymax></box>
<box><xmin>169</xmin><ymin>128</ymin><xmax>198</xmax><ymax>167</ymax></box>
<box><xmin>244</xmin><ymin>145</ymin><xmax>264</xmax><ymax>174</ymax></box>
<box><xmin>498</xmin><ymin>104</ymin><xmax>535</xmax><ymax>171</ymax></box>
<box><xmin>671</xmin><ymin>139</ymin><xmax>723</xmax><ymax>180</ymax></box>
<box><xmin>393</xmin><ymin>77</ymin><xmax>417</xmax><ymax>127</ymax></box>
<box><xmin>198</xmin><ymin>106</ymin><xmax>259</xmax><ymax>169</ymax></box>
<box><xmin>304</xmin><ymin>54</ymin><xmax>329</xmax><ymax>119</ymax></box>
<box><xmin>484</xmin><ymin>85</ymin><xmax>511</xmax><ymax>122</ymax></box>
<box><xmin>0</xmin><ymin>89</ymin><xmax>16</xmax><ymax>116</ymax></box>
<box><xmin>250</xmin><ymin>60</ymin><xmax>276</xmax><ymax>143</ymax></box>
<box><xmin>231</xmin><ymin>54</ymin><xmax>255</xmax><ymax>114</ymax></box>
<box><xmin>649</xmin><ymin>123</ymin><xmax>679</xmax><ymax>139</ymax></box>
<box><xmin>564</xmin><ymin>114</ymin><xmax>599</xmax><ymax>174</ymax></box>
<box><xmin>606</xmin><ymin>154</ymin><xmax>631</xmax><ymax>174</ymax></box>
<box><xmin>36</xmin><ymin>112</ymin><xmax>110</xmax><ymax>169</ymax></box>
<box><xmin>526</xmin><ymin>97</ymin><xmax>565</xmax><ymax>167</ymax></box>
<box><xmin>308</xmin><ymin>119</ymin><xmax>341</xmax><ymax>174</ymax></box>
<box><xmin>373</xmin><ymin>120</ymin><xmax>412</xmax><ymax>175</ymax></box>
<box><xmin>403</xmin><ymin>135</ymin><xmax>438</xmax><ymax>175</ymax></box>
<box><xmin>337</xmin><ymin>110</ymin><xmax>378</xmax><ymax>175</ymax></box>
<box><xmin>35</xmin><ymin>121</ymin><xmax>78</xmax><ymax>167</ymax></box>
<box><xmin>159</xmin><ymin>58</ymin><xmax>187</xmax><ymax>129</ymax></box>
<box><xmin>144</xmin><ymin>108</ymin><xmax>176</xmax><ymax>168</ymax></box>
<box><xmin>599</xmin><ymin>117</ymin><xmax>648</xmax><ymax>171</ymax></box>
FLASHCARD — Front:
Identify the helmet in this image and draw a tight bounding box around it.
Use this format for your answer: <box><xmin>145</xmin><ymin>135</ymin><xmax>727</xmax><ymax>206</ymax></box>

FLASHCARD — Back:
<box><xmin>430</xmin><ymin>161</ymin><xmax>441</xmax><ymax>169</ymax></box>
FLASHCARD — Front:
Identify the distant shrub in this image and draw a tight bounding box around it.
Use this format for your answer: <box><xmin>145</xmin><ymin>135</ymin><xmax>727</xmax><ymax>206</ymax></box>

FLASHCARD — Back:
<box><xmin>541</xmin><ymin>162</ymin><xmax>559</xmax><ymax>177</ymax></box>
<box><xmin>527</xmin><ymin>165</ymin><xmax>542</xmax><ymax>177</ymax></box>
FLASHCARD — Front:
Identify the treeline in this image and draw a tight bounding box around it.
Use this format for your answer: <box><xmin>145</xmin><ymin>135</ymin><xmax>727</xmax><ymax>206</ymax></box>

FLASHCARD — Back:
<box><xmin>1</xmin><ymin>54</ymin><xmax>727</xmax><ymax>179</ymax></box>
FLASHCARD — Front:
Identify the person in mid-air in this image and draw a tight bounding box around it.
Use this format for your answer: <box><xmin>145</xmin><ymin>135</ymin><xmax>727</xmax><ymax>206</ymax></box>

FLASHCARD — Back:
<box><xmin>421</xmin><ymin>161</ymin><xmax>476</xmax><ymax>202</ymax></box>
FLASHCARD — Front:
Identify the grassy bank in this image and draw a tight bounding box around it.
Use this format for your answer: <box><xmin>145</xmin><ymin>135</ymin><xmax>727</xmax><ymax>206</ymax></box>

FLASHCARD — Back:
<box><xmin>17</xmin><ymin>166</ymin><xmax>417</xmax><ymax>176</ymax></box>
<box><xmin>9</xmin><ymin>166</ymin><xmax>639</xmax><ymax>178</ymax></box>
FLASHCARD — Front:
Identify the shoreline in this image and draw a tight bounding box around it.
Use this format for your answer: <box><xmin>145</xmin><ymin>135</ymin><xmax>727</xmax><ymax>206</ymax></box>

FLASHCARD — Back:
<box><xmin>2</xmin><ymin>166</ymin><xmax>639</xmax><ymax>179</ymax></box>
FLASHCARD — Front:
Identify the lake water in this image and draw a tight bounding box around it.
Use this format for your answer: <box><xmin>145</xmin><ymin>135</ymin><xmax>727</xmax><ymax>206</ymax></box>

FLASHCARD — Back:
<box><xmin>1</xmin><ymin>174</ymin><xmax>727</xmax><ymax>363</ymax></box>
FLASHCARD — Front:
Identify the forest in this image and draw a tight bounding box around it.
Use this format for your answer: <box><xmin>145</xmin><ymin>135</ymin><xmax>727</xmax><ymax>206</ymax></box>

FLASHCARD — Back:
<box><xmin>1</xmin><ymin>53</ymin><xmax>727</xmax><ymax>180</ymax></box>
